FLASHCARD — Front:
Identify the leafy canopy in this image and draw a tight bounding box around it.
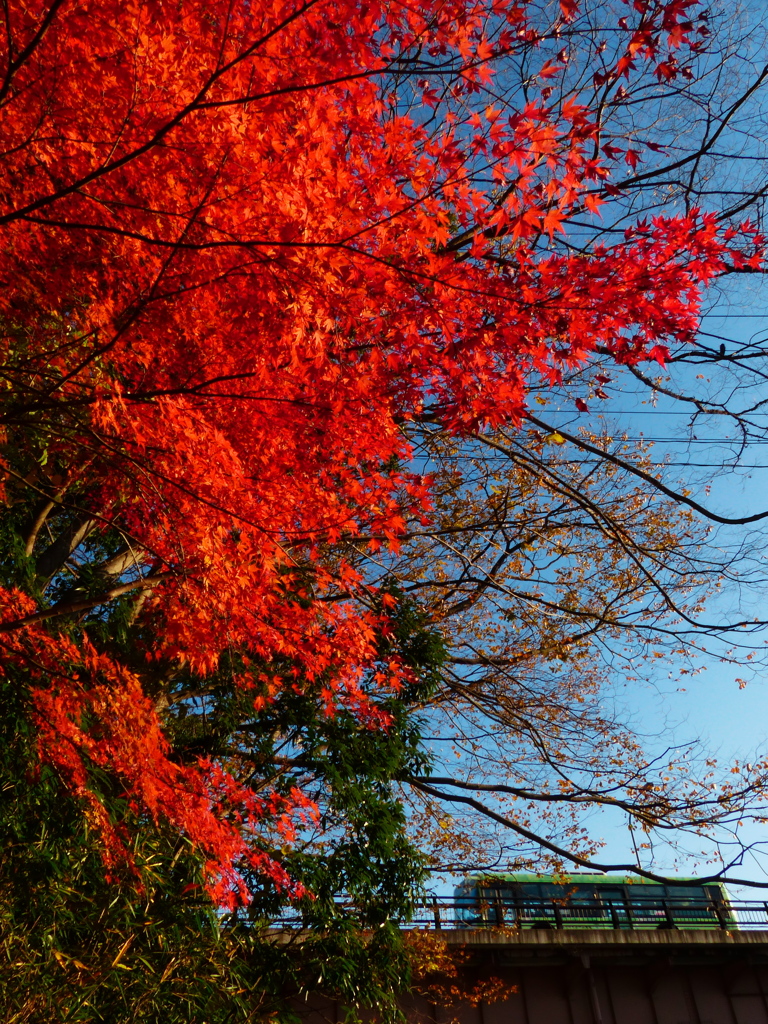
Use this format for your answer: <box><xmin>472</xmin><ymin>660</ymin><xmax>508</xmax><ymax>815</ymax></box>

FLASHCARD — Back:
<box><xmin>0</xmin><ymin>0</ymin><xmax>761</xmax><ymax>906</ymax></box>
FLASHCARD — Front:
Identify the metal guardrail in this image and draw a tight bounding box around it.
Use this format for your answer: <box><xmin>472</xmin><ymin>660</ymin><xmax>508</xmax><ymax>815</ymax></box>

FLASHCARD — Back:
<box><xmin>411</xmin><ymin>897</ymin><xmax>768</xmax><ymax>931</ymax></box>
<box><xmin>265</xmin><ymin>897</ymin><xmax>768</xmax><ymax>932</ymax></box>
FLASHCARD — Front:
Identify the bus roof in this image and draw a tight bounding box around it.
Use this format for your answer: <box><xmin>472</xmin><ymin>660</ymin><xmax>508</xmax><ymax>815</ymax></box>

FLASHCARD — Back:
<box><xmin>457</xmin><ymin>873</ymin><xmax>729</xmax><ymax>890</ymax></box>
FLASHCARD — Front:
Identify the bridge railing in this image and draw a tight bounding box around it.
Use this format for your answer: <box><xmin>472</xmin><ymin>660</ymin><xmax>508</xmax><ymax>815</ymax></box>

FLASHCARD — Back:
<box><xmin>263</xmin><ymin>897</ymin><xmax>768</xmax><ymax>932</ymax></box>
<box><xmin>414</xmin><ymin>897</ymin><xmax>768</xmax><ymax>931</ymax></box>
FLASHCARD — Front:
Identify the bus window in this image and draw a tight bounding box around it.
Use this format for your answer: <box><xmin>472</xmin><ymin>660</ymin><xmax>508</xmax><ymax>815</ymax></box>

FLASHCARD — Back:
<box><xmin>663</xmin><ymin>885</ymin><xmax>718</xmax><ymax>926</ymax></box>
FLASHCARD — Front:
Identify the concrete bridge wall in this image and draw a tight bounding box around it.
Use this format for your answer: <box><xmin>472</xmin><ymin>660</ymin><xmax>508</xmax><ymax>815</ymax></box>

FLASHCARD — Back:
<box><xmin>295</xmin><ymin>929</ymin><xmax>768</xmax><ymax>1024</ymax></box>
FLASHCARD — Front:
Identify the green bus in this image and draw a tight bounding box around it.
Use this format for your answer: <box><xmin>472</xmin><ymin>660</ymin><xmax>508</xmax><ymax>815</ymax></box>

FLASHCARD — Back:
<box><xmin>454</xmin><ymin>873</ymin><xmax>735</xmax><ymax>930</ymax></box>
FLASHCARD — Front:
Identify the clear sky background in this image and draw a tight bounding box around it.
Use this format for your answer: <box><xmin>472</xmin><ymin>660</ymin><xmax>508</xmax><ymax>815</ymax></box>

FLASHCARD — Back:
<box><xmin>419</xmin><ymin>0</ymin><xmax>768</xmax><ymax>900</ymax></box>
<box><xmin>425</xmin><ymin>270</ymin><xmax>768</xmax><ymax>903</ymax></box>
<box><xmin>539</xmin><ymin>270</ymin><xmax>768</xmax><ymax>899</ymax></box>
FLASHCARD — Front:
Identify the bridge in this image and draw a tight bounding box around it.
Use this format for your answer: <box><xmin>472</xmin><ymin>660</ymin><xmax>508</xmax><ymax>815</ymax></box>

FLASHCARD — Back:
<box><xmin>285</xmin><ymin>898</ymin><xmax>768</xmax><ymax>1024</ymax></box>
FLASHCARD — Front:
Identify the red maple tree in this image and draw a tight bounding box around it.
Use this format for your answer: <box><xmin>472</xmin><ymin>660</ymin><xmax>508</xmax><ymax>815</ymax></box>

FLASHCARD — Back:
<box><xmin>0</xmin><ymin>0</ymin><xmax>761</xmax><ymax>905</ymax></box>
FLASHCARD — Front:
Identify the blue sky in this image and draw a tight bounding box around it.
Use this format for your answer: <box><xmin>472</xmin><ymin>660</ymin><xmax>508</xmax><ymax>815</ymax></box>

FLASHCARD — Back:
<box><xmin>532</xmin><ymin>271</ymin><xmax>768</xmax><ymax>897</ymax></box>
<box><xmin>421</xmin><ymin>268</ymin><xmax>768</xmax><ymax>902</ymax></box>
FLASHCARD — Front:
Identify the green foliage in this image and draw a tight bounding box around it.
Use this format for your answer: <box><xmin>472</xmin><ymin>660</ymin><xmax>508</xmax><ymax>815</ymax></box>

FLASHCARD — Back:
<box><xmin>0</xmin><ymin>590</ymin><xmax>446</xmax><ymax>1020</ymax></box>
<box><xmin>0</xmin><ymin>682</ymin><xmax>272</xmax><ymax>1022</ymax></box>
<box><xmin>0</xmin><ymin>393</ymin><xmax>444</xmax><ymax>1017</ymax></box>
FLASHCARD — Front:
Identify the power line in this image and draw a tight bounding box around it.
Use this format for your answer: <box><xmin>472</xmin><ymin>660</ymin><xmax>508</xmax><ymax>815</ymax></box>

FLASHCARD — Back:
<box><xmin>527</xmin><ymin>436</ymin><xmax>764</xmax><ymax>444</ymax></box>
<box><xmin>449</xmin><ymin>459</ymin><xmax>768</xmax><ymax>468</ymax></box>
<box><xmin>547</xmin><ymin>410</ymin><xmax>768</xmax><ymax>416</ymax></box>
